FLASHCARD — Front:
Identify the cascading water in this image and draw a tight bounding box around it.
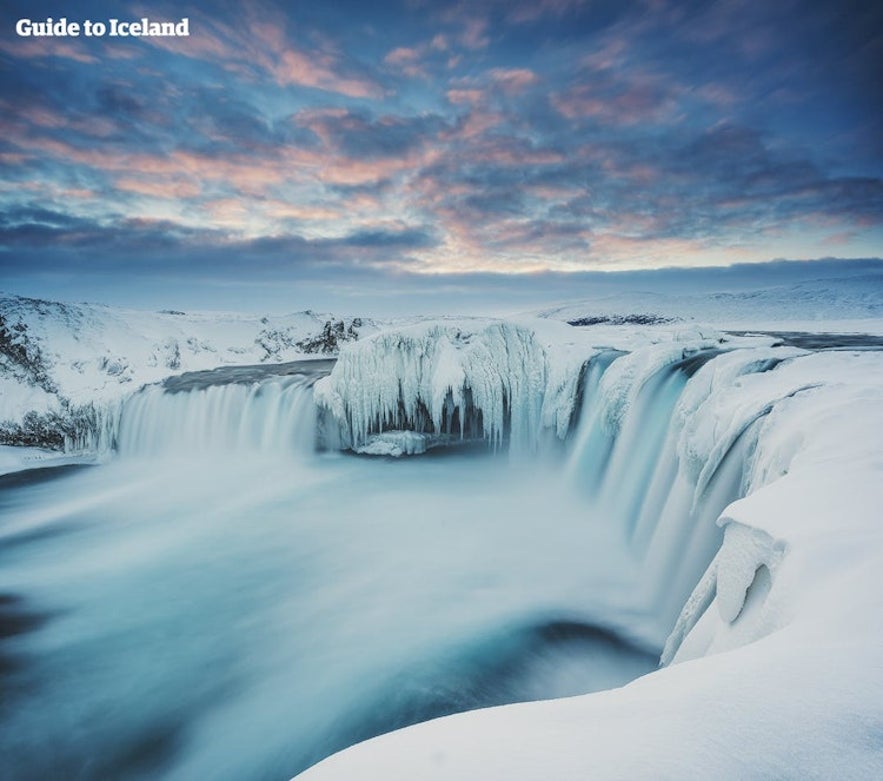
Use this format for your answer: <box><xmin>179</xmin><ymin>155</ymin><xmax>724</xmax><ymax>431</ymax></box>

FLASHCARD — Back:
<box><xmin>113</xmin><ymin>375</ymin><xmax>319</xmax><ymax>457</ymax></box>
<box><xmin>564</xmin><ymin>346</ymin><xmax>794</xmax><ymax>639</ymax></box>
<box><xmin>1</xmin><ymin>331</ymin><xmax>833</xmax><ymax>781</ymax></box>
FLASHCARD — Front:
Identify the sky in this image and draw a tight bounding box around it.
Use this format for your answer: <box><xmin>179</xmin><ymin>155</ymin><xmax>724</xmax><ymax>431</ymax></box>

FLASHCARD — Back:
<box><xmin>0</xmin><ymin>0</ymin><xmax>882</xmax><ymax>314</ymax></box>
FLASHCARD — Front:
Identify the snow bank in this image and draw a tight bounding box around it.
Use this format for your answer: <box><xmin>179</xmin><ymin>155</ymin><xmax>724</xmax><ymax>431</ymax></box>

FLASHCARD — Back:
<box><xmin>0</xmin><ymin>444</ymin><xmax>92</xmax><ymax>476</ymax></box>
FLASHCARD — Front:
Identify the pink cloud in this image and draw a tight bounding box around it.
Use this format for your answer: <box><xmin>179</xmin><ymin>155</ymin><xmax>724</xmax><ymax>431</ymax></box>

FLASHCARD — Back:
<box><xmin>580</xmin><ymin>36</ymin><xmax>630</xmax><ymax>72</ymax></box>
<box><xmin>527</xmin><ymin>184</ymin><xmax>585</xmax><ymax>201</ymax></box>
<box><xmin>446</xmin><ymin>109</ymin><xmax>506</xmax><ymax>140</ymax></box>
<box><xmin>384</xmin><ymin>46</ymin><xmax>422</xmax><ymax>65</ymax></box>
<box><xmin>478</xmin><ymin>143</ymin><xmax>563</xmax><ymax>167</ymax></box>
<box><xmin>264</xmin><ymin>201</ymin><xmax>341</xmax><ymax>221</ymax></box>
<box><xmin>0</xmin><ymin>37</ymin><xmax>98</xmax><ymax>64</ymax></box>
<box><xmin>383</xmin><ymin>46</ymin><xmax>428</xmax><ymax>78</ymax></box>
<box><xmin>17</xmin><ymin>106</ymin><xmax>68</xmax><ymax>129</ymax></box>
<box><xmin>507</xmin><ymin>0</ymin><xmax>589</xmax><ymax>24</ymax></box>
<box><xmin>552</xmin><ymin>74</ymin><xmax>678</xmax><ymax>125</ymax></box>
<box><xmin>820</xmin><ymin>230</ymin><xmax>859</xmax><ymax>248</ymax></box>
<box><xmin>142</xmin><ymin>9</ymin><xmax>381</xmax><ymax>98</ymax></box>
<box><xmin>446</xmin><ymin>88</ymin><xmax>484</xmax><ymax>106</ymax></box>
<box><xmin>459</xmin><ymin>17</ymin><xmax>489</xmax><ymax>50</ymax></box>
<box><xmin>273</xmin><ymin>49</ymin><xmax>379</xmax><ymax>98</ymax></box>
<box><xmin>590</xmin><ymin>233</ymin><xmax>713</xmax><ymax>268</ymax></box>
<box><xmin>115</xmin><ymin>176</ymin><xmax>203</xmax><ymax>199</ymax></box>
<box><xmin>487</xmin><ymin>68</ymin><xmax>539</xmax><ymax>94</ymax></box>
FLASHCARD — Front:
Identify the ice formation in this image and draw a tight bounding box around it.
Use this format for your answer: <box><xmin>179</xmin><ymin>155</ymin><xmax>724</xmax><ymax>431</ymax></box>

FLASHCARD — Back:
<box><xmin>314</xmin><ymin>320</ymin><xmax>589</xmax><ymax>455</ymax></box>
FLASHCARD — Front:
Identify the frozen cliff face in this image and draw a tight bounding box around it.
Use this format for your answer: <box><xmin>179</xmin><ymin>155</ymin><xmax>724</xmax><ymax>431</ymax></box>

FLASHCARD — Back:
<box><xmin>314</xmin><ymin>320</ymin><xmax>592</xmax><ymax>455</ymax></box>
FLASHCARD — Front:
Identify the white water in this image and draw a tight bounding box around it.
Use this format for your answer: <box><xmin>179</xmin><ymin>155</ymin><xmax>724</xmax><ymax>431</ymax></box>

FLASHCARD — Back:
<box><xmin>110</xmin><ymin>376</ymin><xmax>318</xmax><ymax>457</ymax></box>
<box><xmin>0</xmin><ymin>343</ymin><xmax>816</xmax><ymax>780</ymax></box>
<box><xmin>0</xmin><ymin>450</ymin><xmax>659</xmax><ymax>780</ymax></box>
<box><xmin>564</xmin><ymin>351</ymin><xmax>753</xmax><ymax>639</ymax></box>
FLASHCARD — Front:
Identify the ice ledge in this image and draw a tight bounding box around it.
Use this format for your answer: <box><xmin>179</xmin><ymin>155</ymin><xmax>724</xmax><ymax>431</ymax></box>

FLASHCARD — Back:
<box><xmin>353</xmin><ymin>431</ymin><xmax>466</xmax><ymax>457</ymax></box>
<box><xmin>661</xmin><ymin>518</ymin><xmax>788</xmax><ymax>666</ymax></box>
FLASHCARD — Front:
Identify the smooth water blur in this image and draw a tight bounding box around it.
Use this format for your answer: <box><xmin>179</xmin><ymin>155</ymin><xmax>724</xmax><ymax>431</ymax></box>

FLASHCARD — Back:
<box><xmin>0</xmin><ymin>450</ymin><xmax>655</xmax><ymax>781</ymax></box>
<box><xmin>114</xmin><ymin>375</ymin><xmax>319</xmax><ymax>457</ymax></box>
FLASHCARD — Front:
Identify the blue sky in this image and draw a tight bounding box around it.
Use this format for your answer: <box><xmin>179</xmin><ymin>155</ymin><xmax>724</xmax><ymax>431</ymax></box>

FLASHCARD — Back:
<box><xmin>0</xmin><ymin>0</ymin><xmax>881</xmax><ymax>313</ymax></box>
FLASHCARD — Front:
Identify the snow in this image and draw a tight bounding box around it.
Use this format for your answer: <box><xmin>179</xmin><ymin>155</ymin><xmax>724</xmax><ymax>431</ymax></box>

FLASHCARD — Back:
<box><xmin>0</xmin><ymin>293</ymin><xmax>378</xmax><ymax>446</ymax></box>
<box><xmin>3</xmin><ymin>284</ymin><xmax>883</xmax><ymax>779</ymax></box>
<box><xmin>354</xmin><ymin>431</ymin><xmax>432</xmax><ymax>457</ymax></box>
<box><xmin>315</xmin><ymin>320</ymin><xmax>592</xmax><ymax>454</ymax></box>
<box><xmin>532</xmin><ymin>270</ymin><xmax>883</xmax><ymax>330</ymax></box>
<box><xmin>296</xmin><ymin>344</ymin><xmax>883</xmax><ymax>781</ymax></box>
<box><xmin>0</xmin><ymin>376</ymin><xmax>58</xmax><ymax>422</ymax></box>
<box><xmin>0</xmin><ymin>444</ymin><xmax>91</xmax><ymax>475</ymax></box>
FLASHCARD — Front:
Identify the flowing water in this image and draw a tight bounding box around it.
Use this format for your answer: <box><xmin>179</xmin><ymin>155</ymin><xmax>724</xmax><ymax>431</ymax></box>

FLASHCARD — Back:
<box><xmin>0</xmin><ymin>351</ymin><xmax>758</xmax><ymax>780</ymax></box>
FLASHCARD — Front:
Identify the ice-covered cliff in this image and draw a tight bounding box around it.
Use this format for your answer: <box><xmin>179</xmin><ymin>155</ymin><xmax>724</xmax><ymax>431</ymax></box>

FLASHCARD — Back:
<box><xmin>314</xmin><ymin>320</ymin><xmax>598</xmax><ymax>454</ymax></box>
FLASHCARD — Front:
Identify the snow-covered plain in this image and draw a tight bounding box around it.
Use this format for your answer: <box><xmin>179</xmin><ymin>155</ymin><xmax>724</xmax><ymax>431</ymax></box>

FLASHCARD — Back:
<box><xmin>1</xmin><ymin>275</ymin><xmax>883</xmax><ymax>780</ymax></box>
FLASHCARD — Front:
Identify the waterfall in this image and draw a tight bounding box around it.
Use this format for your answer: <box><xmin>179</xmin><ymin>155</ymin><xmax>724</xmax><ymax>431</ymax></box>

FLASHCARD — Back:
<box><xmin>565</xmin><ymin>346</ymin><xmax>794</xmax><ymax>638</ymax></box>
<box><xmin>83</xmin><ymin>333</ymin><xmax>800</xmax><ymax>643</ymax></box>
<box><xmin>108</xmin><ymin>374</ymin><xmax>320</xmax><ymax>458</ymax></box>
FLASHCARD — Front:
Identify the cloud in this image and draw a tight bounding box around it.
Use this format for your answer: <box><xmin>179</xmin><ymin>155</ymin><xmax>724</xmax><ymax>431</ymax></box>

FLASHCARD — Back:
<box><xmin>486</xmin><ymin>68</ymin><xmax>540</xmax><ymax>93</ymax></box>
<box><xmin>383</xmin><ymin>46</ymin><xmax>428</xmax><ymax>78</ymax></box>
<box><xmin>0</xmin><ymin>37</ymin><xmax>99</xmax><ymax>64</ymax></box>
<box><xmin>141</xmin><ymin>6</ymin><xmax>383</xmax><ymax>98</ymax></box>
<box><xmin>505</xmin><ymin>0</ymin><xmax>591</xmax><ymax>24</ymax></box>
<box><xmin>0</xmin><ymin>203</ymin><xmax>474</xmax><ymax>281</ymax></box>
<box><xmin>296</xmin><ymin>108</ymin><xmax>447</xmax><ymax>160</ymax></box>
<box><xmin>0</xmin><ymin>0</ymin><xmax>879</xmax><ymax>296</ymax></box>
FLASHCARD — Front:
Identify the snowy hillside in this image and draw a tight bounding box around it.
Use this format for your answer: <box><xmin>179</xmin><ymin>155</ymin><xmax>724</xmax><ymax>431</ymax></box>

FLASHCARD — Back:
<box><xmin>531</xmin><ymin>270</ymin><xmax>883</xmax><ymax>331</ymax></box>
<box><xmin>0</xmin><ymin>293</ymin><xmax>377</xmax><ymax>450</ymax></box>
<box><xmin>3</xmin><ymin>273</ymin><xmax>881</xmax><ymax>454</ymax></box>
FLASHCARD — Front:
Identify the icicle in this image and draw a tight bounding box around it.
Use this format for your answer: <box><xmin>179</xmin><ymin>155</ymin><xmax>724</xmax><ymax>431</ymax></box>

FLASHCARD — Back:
<box><xmin>313</xmin><ymin>322</ymin><xmax>586</xmax><ymax>455</ymax></box>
